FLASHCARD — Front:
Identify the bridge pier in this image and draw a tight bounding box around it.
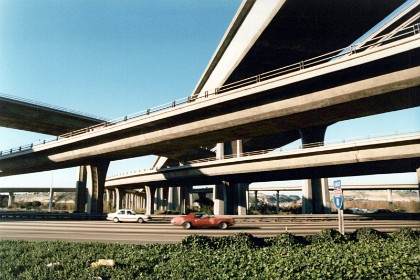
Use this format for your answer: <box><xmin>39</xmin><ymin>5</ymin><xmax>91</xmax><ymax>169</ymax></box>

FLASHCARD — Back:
<box><xmin>7</xmin><ymin>192</ymin><xmax>14</xmax><ymax>207</ymax></box>
<box><xmin>213</xmin><ymin>140</ymin><xmax>249</xmax><ymax>215</ymax></box>
<box><xmin>48</xmin><ymin>189</ymin><xmax>54</xmax><ymax>212</ymax></box>
<box><xmin>213</xmin><ymin>182</ymin><xmax>227</xmax><ymax>215</ymax></box>
<box><xmin>167</xmin><ymin>187</ymin><xmax>179</xmax><ymax>211</ymax></box>
<box><xmin>417</xmin><ymin>167</ymin><xmax>420</xmax><ymax>203</ymax></box>
<box><xmin>154</xmin><ymin>187</ymin><xmax>166</xmax><ymax>212</ymax></box>
<box><xmin>75</xmin><ymin>166</ymin><xmax>87</xmax><ymax>212</ymax></box>
<box><xmin>183</xmin><ymin>186</ymin><xmax>193</xmax><ymax>214</ymax></box>
<box><xmin>254</xmin><ymin>190</ymin><xmax>258</xmax><ymax>211</ymax></box>
<box><xmin>387</xmin><ymin>189</ymin><xmax>393</xmax><ymax>205</ymax></box>
<box><xmin>86</xmin><ymin>159</ymin><xmax>110</xmax><ymax>214</ymax></box>
<box><xmin>115</xmin><ymin>188</ymin><xmax>124</xmax><ymax>210</ymax></box>
<box><xmin>299</xmin><ymin>125</ymin><xmax>331</xmax><ymax>214</ymax></box>
<box><xmin>145</xmin><ymin>186</ymin><xmax>156</xmax><ymax>215</ymax></box>
<box><xmin>125</xmin><ymin>193</ymin><xmax>131</xmax><ymax>209</ymax></box>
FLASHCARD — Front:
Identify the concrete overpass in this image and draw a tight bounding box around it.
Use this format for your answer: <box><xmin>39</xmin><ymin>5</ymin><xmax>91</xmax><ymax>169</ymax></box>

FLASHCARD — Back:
<box><xmin>0</xmin><ymin>29</ymin><xmax>419</xmax><ymax>213</ymax></box>
<box><xmin>0</xmin><ymin>1</ymin><xmax>419</xmax><ymax>214</ymax></box>
<box><xmin>103</xmin><ymin>133</ymin><xmax>420</xmax><ymax>214</ymax></box>
<box><xmin>1</xmin><ymin>36</ymin><xmax>418</xmax><ymax>174</ymax></box>
<box><xmin>105</xmin><ymin>133</ymin><xmax>420</xmax><ymax>187</ymax></box>
<box><xmin>192</xmin><ymin>0</ymin><xmax>414</xmax><ymax>98</ymax></box>
<box><xmin>0</xmin><ymin>93</ymin><xmax>106</xmax><ymax>135</ymax></box>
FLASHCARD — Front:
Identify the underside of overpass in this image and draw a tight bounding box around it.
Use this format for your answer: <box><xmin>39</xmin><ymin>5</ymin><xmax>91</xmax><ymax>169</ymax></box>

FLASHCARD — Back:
<box><xmin>0</xmin><ymin>94</ymin><xmax>106</xmax><ymax>135</ymax></box>
<box><xmin>223</xmin><ymin>0</ymin><xmax>408</xmax><ymax>85</ymax></box>
<box><xmin>165</xmin><ymin>0</ymin><xmax>418</xmax><ymax>163</ymax></box>
<box><xmin>0</xmin><ymin>0</ymin><xmax>415</xmax><ymax>161</ymax></box>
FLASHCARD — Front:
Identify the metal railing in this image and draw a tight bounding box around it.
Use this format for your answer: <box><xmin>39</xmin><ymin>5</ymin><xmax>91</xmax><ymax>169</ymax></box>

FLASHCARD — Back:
<box><xmin>1</xmin><ymin>24</ymin><xmax>419</xmax><ymax>157</ymax></box>
<box><xmin>107</xmin><ymin>129</ymin><xmax>420</xmax><ymax>178</ymax></box>
<box><xmin>172</xmin><ymin>130</ymin><xmax>420</xmax><ymax>166</ymax></box>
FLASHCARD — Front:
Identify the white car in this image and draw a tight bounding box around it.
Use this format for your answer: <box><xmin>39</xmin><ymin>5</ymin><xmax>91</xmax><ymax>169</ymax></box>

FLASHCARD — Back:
<box><xmin>107</xmin><ymin>209</ymin><xmax>151</xmax><ymax>223</ymax></box>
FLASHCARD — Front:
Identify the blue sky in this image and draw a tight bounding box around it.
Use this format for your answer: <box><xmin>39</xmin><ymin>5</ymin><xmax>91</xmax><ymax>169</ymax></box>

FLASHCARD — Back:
<box><xmin>0</xmin><ymin>1</ymin><xmax>419</xmax><ymax>190</ymax></box>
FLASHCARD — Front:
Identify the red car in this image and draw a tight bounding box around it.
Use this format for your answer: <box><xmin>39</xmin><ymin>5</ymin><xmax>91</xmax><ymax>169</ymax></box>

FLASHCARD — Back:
<box><xmin>171</xmin><ymin>213</ymin><xmax>235</xmax><ymax>230</ymax></box>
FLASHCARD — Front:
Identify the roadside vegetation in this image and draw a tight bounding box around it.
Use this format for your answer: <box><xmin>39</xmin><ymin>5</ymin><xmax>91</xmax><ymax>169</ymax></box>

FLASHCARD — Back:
<box><xmin>1</xmin><ymin>228</ymin><xmax>418</xmax><ymax>279</ymax></box>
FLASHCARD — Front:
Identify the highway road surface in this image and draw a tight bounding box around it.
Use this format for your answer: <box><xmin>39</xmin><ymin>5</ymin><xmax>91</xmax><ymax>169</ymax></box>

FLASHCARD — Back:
<box><xmin>1</xmin><ymin>219</ymin><xmax>419</xmax><ymax>244</ymax></box>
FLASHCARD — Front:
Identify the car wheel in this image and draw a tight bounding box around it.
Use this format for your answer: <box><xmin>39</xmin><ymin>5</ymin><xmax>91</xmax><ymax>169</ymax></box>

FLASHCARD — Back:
<box><xmin>113</xmin><ymin>217</ymin><xmax>119</xmax><ymax>223</ymax></box>
<box><xmin>182</xmin><ymin>222</ymin><xmax>192</xmax><ymax>229</ymax></box>
<box><xmin>218</xmin><ymin>222</ymin><xmax>229</xmax><ymax>230</ymax></box>
<box><xmin>137</xmin><ymin>218</ymin><xmax>144</xmax><ymax>223</ymax></box>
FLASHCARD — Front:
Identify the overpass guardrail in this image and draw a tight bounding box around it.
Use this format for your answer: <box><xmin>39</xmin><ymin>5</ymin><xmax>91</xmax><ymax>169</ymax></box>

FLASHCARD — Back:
<box><xmin>1</xmin><ymin>24</ymin><xmax>419</xmax><ymax>158</ymax></box>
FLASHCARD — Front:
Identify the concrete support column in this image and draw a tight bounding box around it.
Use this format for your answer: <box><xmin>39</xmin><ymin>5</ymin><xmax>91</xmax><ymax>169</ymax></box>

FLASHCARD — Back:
<box><xmin>214</xmin><ymin>140</ymin><xmax>249</xmax><ymax>215</ymax></box>
<box><xmin>161</xmin><ymin>187</ymin><xmax>168</xmax><ymax>212</ymax></box>
<box><xmin>188</xmin><ymin>191</ymin><xmax>194</xmax><ymax>209</ymax></box>
<box><xmin>75</xmin><ymin>166</ymin><xmax>87</xmax><ymax>212</ymax></box>
<box><xmin>167</xmin><ymin>187</ymin><xmax>174</xmax><ymax>211</ymax></box>
<box><xmin>86</xmin><ymin>159</ymin><xmax>110</xmax><ymax>214</ymax></box>
<box><xmin>105</xmin><ymin>189</ymin><xmax>111</xmax><ymax>210</ymax></box>
<box><xmin>417</xmin><ymin>167</ymin><xmax>420</xmax><ymax>203</ymax></box>
<box><xmin>115</xmin><ymin>188</ymin><xmax>124</xmax><ymax>210</ymax></box>
<box><xmin>234</xmin><ymin>139</ymin><xmax>243</xmax><ymax>157</ymax></box>
<box><xmin>128</xmin><ymin>194</ymin><xmax>133</xmax><ymax>209</ymax></box>
<box><xmin>49</xmin><ymin>190</ymin><xmax>54</xmax><ymax>212</ymax></box>
<box><xmin>179</xmin><ymin>186</ymin><xmax>193</xmax><ymax>214</ymax></box>
<box><xmin>235</xmin><ymin>183</ymin><xmax>248</xmax><ymax>215</ymax></box>
<box><xmin>302</xmin><ymin>180</ymin><xmax>313</xmax><ymax>214</ymax></box>
<box><xmin>233</xmin><ymin>140</ymin><xmax>247</xmax><ymax>215</ymax></box>
<box><xmin>387</xmin><ymin>189</ymin><xmax>393</xmax><ymax>205</ymax></box>
<box><xmin>299</xmin><ymin>124</ymin><xmax>329</xmax><ymax>214</ymax></box>
<box><xmin>140</xmin><ymin>194</ymin><xmax>143</xmax><ymax>209</ymax></box>
<box><xmin>8</xmin><ymin>192</ymin><xmax>14</xmax><ymax>208</ymax></box>
<box><xmin>140</xmin><ymin>195</ymin><xmax>145</xmax><ymax>209</ymax></box>
<box><xmin>173</xmin><ymin>187</ymin><xmax>180</xmax><ymax>211</ymax></box>
<box><xmin>125</xmin><ymin>194</ymin><xmax>129</xmax><ymax>208</ymax></box>
<box><xmin>246</xmin><ymin>190</ymin><xmax>249</xmax><ymax>212</ymax></box>
<box><xmin>127</xmin><ymin>194</ymin><xmax>132</xmax><ymax>209</ymax></box>
<box><xmin>276</xmin><ymin>190</ymin><xmax>280</xmax><ymax>213</ymax></box>
<box><xmin>154</xmin><ymin>188</ymin><xmax>161</xmax><ymax>212</ymax></box>
<box><xmin>213</xmin><ymin>143</ymin><xmax>227</xmax><ymax>215</ymax></box>
<box><xmin>112</xmin><ymin>190</ymin><xmax>116</xmax><ymax>208</ymax></box>
<box><xmin>216</xmin><ymin>143</ymin><xmax>224</xmax><ymax>160</ymax></box>
<box><xmin>254</xmin><ymin>190</ymin><xmax>258</xmax><ymax>210</ymax></box>
<box><xmin>213</xmin><ymin>183</ymin><xmax>227</xmax><ymax>215</ymax></box>
<box><xmin>136</xmin><ymin>194</ymin><xmax>140</xmax><ymax>209</ymax></box>
<box><xmin>321</xmin><ymin>178</ymin><xmax>331</xmax><ymax>214</ymax></box>
<box><xmin>134</xmin><ymin>194</ymin><xmax>138</xmax><ymax>209</ymax></box>
<box><xmin>145</xmin><ymin>186</ymin><xmax>156</xmax><ymax>215</ymax></box>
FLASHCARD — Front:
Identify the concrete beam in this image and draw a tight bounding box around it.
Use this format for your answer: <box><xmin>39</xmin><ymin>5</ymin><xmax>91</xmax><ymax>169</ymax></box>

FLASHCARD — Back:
<box><xmin>1</xmin><ymin>60</ymin><xmax>419</xmax><ymax>177</ymax></box>
<box><xmin>0</xmin><ymin>96</ymin><xmax>104</xmax><ymax>135</ymax></box>
<box><xmin>105</xmin><ymin>134</ymin><xmax>420</xmax><ymax>187</ymax></box>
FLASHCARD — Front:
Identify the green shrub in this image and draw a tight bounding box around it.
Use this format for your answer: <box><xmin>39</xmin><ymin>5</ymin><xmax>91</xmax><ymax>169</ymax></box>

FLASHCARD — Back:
<box><xmin>1</xmin><ymin>229</ymin><xmax>419</xmax><ymax>280</ymax></box>
<box><xmin>265</xmin><ymin>232</ymin><xmax>306</xmax><ymax>247</ymax></box>
<box><xmin>309</xmin><ymin>228</ymin><xmax>348</xmax><ymax>245</ymax></box>
<box><xmin>350</xmin><ymin>227</ymin><xmax>388</xmax><ymax>242</ymax></box>
<box><xmin>181</xmin><ymin>234</ymin><xmax>214</xmax><ymax>249</ymax></box>
<box><xmin>391</xmin><ymin>227</ymin><xmax>420</xmax><ymax>242</ymax></box>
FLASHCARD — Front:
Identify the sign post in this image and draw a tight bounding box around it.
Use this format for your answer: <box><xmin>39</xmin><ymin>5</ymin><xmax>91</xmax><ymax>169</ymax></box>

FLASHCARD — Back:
<box><xmin>333</xmin><ymin>180</ymin><xmax>344</xmax><ymax>234</ymax></box>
